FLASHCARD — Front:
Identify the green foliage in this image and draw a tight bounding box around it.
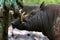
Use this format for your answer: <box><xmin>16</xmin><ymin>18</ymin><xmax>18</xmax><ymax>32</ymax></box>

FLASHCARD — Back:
<box><xmin>23</xmin><ymin>0</ymin><xmax>60</xmax><ymax>4</ymax></box>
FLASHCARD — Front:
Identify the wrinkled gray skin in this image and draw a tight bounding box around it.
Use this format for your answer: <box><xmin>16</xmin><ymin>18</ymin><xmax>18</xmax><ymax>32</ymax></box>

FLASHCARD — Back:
<box><xmin>12</xmin><ymin>2</ymin><xmax>60</xmax><ymax>40</ymax></box>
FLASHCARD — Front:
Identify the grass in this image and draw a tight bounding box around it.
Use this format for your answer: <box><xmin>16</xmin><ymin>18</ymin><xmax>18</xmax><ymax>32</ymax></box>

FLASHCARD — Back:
<box><xmin>23</xmin><ymin>0</ymin><xmax>60</xmax><ymax>4</ymax></box>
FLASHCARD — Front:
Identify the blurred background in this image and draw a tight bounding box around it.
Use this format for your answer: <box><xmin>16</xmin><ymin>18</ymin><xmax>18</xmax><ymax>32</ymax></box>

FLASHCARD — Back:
<box><xmin>23</xmin><ymin>0</ymin><xmax>60</xmax><ymax>4</ymax></box>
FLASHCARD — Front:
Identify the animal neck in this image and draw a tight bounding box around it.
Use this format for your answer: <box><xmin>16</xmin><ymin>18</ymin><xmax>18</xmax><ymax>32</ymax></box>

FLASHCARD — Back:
<box><xmin>45</xmin><ymin>7</ymin><xmax>58</xmax><ymax>27</ymax></box>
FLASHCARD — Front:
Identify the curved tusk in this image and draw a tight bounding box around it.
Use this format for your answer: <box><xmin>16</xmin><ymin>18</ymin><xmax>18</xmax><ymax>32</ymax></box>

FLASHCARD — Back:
<box><xmin>21</xmin><ymin>11</ymin><xmax>26</xmax><ymax>23</ymax></box>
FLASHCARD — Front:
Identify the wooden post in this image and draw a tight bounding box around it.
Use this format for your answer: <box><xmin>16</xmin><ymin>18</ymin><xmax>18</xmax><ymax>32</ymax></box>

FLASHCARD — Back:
<box><xmin>2</xmin><ymin>0</ymin><xmax>9</xmax><ymax>40</ymax></box>
<box><xmin>3</xmin><ymin>10</ymin><xmax>9</xmax><ymax>40</ymax></box>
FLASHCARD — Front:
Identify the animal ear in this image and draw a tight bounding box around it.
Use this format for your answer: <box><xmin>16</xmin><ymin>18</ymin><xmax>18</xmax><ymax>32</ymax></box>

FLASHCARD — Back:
<box><xmin>40</xmin><ymin>1</ymin><xmax>46</xmax><ymax>10</ymax></box>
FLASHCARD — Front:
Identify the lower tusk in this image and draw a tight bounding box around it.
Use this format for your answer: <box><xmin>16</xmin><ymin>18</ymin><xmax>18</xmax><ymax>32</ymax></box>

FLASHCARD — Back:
<box><xmin>21</xmin><ymin>12</ymin><xmax>26</xmax><ymax>23</ymax></box>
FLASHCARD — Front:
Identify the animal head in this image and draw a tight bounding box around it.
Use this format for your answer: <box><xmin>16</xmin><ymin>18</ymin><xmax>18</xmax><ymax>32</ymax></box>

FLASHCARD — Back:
<box><xmin>12</xmin><ymin>1</ymin><xmax>47</xmax><ymax>29</ymax></box>
<box><xmin>23</xmin><ymin>1</ymin><xmax>47</xmax><ymax>27</ymax></box>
